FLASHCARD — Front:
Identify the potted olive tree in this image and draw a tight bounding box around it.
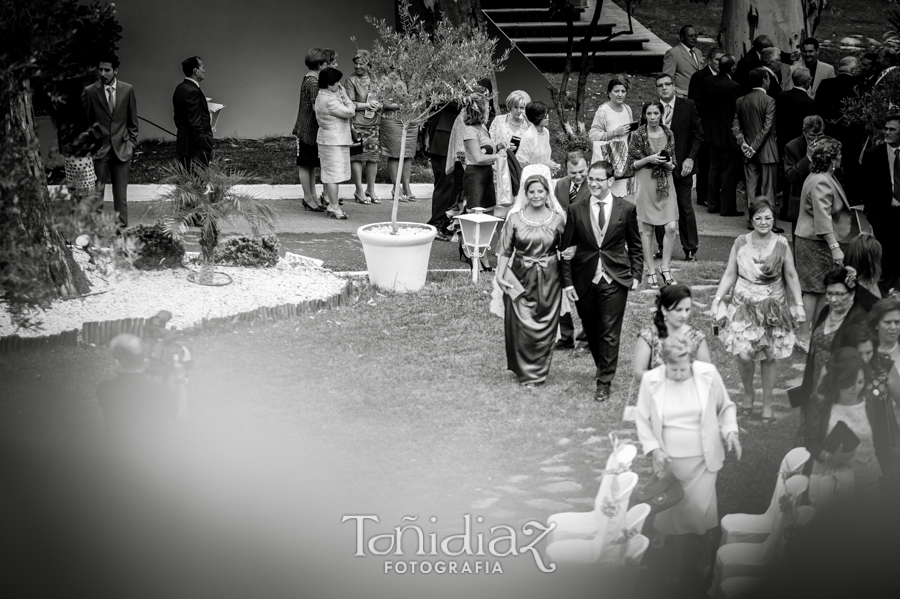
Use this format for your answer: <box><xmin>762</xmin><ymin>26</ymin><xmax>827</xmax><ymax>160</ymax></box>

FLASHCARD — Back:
<box><xmin>355</xmin><ymin>0</ymin><xmax>507</xmax><ymax>293</ymax></box>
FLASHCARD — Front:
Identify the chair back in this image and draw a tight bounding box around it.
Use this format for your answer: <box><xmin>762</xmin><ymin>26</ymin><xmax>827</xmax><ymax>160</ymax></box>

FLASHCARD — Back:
<box><xmin>591</xmin><ymin>472</ymin><xmax>639</xmax><ymax>561</ymax></box>
<box><xmin>761</xmin><ymin>474</ymin><xmax>809</xmax><ymax>563</ymax></box>
<box><xmin>783</xmin><ymin>447</ymin><xmax>811</xmax><ymax>474</ymax></box>
<box><xmin>624</xmin><ymin>534</ymin><xmax>650</xmax><ymax>567</ymax></box>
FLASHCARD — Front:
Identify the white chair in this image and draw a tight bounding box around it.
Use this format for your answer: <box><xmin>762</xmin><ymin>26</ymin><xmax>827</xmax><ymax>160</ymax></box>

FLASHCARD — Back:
<box><xmin>597</xmin><ymin>502</ymin><xmax>652</xmax><ymax>564</ymax></box>
<box><xmin>547</xmin><ymin>443</ymin><xmax>637</xmax><ymax>544</ymax></box>
<box><xmin>623</xmin><ymin>534</ymin><xmax>650</xmax><ymax>567</ymax></box>
<box><xmin>545</xmin><ymin>472</ymin><xmax>639</xmax><ymax>565</ymax></box>
<box><xmin>720</xmin><ymin>448</ymin><xmax>811</xmax><ymax>546</ymax></box>
<box><xmin>709</xmin><ymin>475</ymin><xmax>811</xmax><ymax>598</ymax></box>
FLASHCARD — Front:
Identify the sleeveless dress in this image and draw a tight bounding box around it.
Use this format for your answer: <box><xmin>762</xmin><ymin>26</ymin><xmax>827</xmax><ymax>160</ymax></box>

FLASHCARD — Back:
<box><xmin>638</xmin><ymin>325</ymin><xmax>707</xmax><ymax>369</ymax></box>
<box><xmin>498</xmin><ymin>211</ymin><xmax>566</xmax><ymax>384</ymax></box>
<box><xmin>721</xmin><ymin>235</ymin><xmax>798</xmax><ymax>361</ymax></box>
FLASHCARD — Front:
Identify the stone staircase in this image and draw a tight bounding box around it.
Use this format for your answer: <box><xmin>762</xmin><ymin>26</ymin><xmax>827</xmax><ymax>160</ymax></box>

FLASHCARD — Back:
<box><xmin>482</xmin><ymin>0</ymin><xmax>667</xmax><ymax>72</ymax></box>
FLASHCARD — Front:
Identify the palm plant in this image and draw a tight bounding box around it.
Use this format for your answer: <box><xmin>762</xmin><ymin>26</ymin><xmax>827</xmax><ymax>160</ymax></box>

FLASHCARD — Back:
<box><xmin>147</xmin><ymin>160</ymin><xmax>276</xmax><ymax>282</ymax></box>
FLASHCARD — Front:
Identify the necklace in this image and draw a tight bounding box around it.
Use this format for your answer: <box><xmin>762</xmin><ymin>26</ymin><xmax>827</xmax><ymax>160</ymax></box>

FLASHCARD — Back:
<box><xmin>826</xmin><ymin>310</ymin><xmax>847</xmax><ymax>330</ymax></box>
<box><xmin>880</xmin><ymin>341</ymin><xmax>899</xmax><ymax>354</ymax></box>
<box><xmin>521</xmin><ymin>207</ymin><xmax>553</xmax><ymax>225</ymax></box>
<box><xmin>749</xmin><ymin>232</ymin><xmax>771</xmax><ymax>252</ymax></box>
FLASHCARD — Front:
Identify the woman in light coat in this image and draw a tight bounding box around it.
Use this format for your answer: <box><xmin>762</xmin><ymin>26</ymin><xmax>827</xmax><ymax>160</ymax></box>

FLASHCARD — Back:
<box><xmin>314</xmin><ymin>67</ymin><xmax>355</xmax><ymax>220</ymax></box>
<box><xmin>636</xmin><ymin>335</ymin><xmax>742</xmax><ymax>580</ymax></box>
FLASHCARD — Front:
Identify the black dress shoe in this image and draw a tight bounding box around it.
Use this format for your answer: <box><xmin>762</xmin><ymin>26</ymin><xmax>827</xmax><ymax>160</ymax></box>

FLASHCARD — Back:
<box><xmin>434</xmin><ymin>231</ymin><xmax>451</xmax><ymax>242</ymax></box>
<box><xmin>684</xmin><ymin>251</ymin><xmax>697</xmax><ymax>262</ymax></box>
<box><xmin>707</xmin><ymin>207</ymin><xmax>720</xmax><ymax>213</ymax></box>
<box><xmin>721</xmin><ymin>211</ymin><xmax>745</xmax><ymax>217</ymax></box>
<box><xmin>653</xmin><ymin>249</ymin><xmax>663</xmax><ymax>260</ymax></box>
<box><xmin>697</xmin><ymin>200</ymin><xmax>708</xmax><ymax>207</ymax></box>
<box><xmin>554</xmin><ymin>340</ymin><xmax>575</xmax><ymax>351</ymax></box>
<box><xmin>594</xmin><ymin>382</ymin><xmax>611</xmax><ymax>403</ymax></box>
<box><xmin>772</xmin><ymin>226</ymin><xmax>785</xmax><ymax>233</ymax></box>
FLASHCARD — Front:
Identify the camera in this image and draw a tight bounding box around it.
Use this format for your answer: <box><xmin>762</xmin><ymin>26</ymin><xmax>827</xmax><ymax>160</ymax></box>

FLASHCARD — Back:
<box><xmin>658</xmin><ymin>150</ymin><xmax>670</xmax><ymax>161</ymax></box>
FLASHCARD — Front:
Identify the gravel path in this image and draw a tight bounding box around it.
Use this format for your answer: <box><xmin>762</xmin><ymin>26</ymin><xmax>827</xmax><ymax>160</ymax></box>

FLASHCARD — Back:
<box><xmin>1</xmin><ymin>251</ymin><xmax>346</xmax><ymax>338</ymax></box>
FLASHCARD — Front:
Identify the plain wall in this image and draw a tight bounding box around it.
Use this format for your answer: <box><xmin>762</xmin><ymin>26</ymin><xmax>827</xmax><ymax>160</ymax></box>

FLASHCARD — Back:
<box><xmin>113</xmin><ymin>0</ymin><xmax>396</xmax><ymax>139</ymax></box>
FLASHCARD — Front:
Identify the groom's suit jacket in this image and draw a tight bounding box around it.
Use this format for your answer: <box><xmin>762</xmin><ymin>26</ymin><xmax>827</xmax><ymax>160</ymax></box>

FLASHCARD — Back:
<box><xmin>560</xmin><ymin>194</ymin><xmax>643</xmax><ymax>297</ymax></box>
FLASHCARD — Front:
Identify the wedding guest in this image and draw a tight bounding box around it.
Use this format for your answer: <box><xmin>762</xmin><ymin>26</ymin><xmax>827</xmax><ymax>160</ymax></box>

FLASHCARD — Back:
<box><xmin>783</xmin><ymin>115</ymin><xmax>824</xmax><ymax>237</ymax></box>
<box><xmin>840</xmin><ymin>323</ymin><xmax>900</xmax><ymax>480</ymax></box>
<box><xmin>795</xmin><ymin>266</ymin><xmax>869</xmax><ymax>412</ymax></box>
<box><xmin>515</xmin><ymin>101</ymin><xmax>559</xmax><ymax>171</ymax></box>
<box><xmin>496</xmin><ymin>166</ymin><xmax>566</xmax><ymax>386</ymax></box>
<box><xmin>633</xmin><ymin>284</ymin><xmax>711</xmax><ymax>383</ymax></box>
<box><xmin>844</xmin><ymin>235</ymin><xmax>883</xmax><ymax>306</ymax></box>
<box><xmin>794</xmin><ymin>137</ymin><xmax>853</xmax><ymax>348</ymax></box>
<box><xmin>292</xmin><ymin>48</ymin><xmax>335</xmax><ymax>212</ymax></box>
<box><xmin>689</xmin><ymin>47</ymin><xmax>726</xmax><ymax>209</ymax></box>
<box><xmin>489</xmin><ymin>90</ymin><xmax>532</xmax><ymax>152</ymax></box>
<box><xmin>870</xmin><ymin>298</ymin><xmax>900</xmax><ymax>391</ymax></box>
<box><xmin>736</xmin><ymin>35</ymin><xmax>772</xmax><ymax>91</ymax></box>
<box><xmin>636</xmin><ymin>335</ymin><xmax>741</xmax><ymax>581</ymax></box>
<box><xmin>712</xmin><ymin>197</ymin><xmax>804</xmax><ymax>421</ymax></box>
<box><xmin>380</xmin><ymin>72</ymin><xmax>419</xmax><ymax>201</ymax></box>
<box><xmin>700</xmin><ymin>54</ymin><xmax>744</xmax><ymax>216</ymax></box>
<box><xmin>344</xmin><ymin>50</ymin><xmax>382</xmax><ymax>205</ymax></box>
<box><xmin>859</xmin><ymin>114</ymin><xmax>900</xmax><ymax>292</ymax></box>
<box><xmin>589</xmin><ymin>76</ymin><xmax>634</xmax><ymax>199</ymax></box>
<box><xmin>426</xmin><ymin>98</ymin><xmax>463</xmax><ymax>241</ymax></box>
<box><xmin>662</xmin><ymin>24</ymin><xmax>704</xmax><ymax>98</ymax></box>
<box><xmin>314</xmin><ymin>67</ymin><xmax>354</xmax><ymax>220</ymax></box>
<box><xmin>461</xmin><ymin>95</ymin><xmax>500</xmax><ymax>271</ymax></box>
<box><xmin>787</xmin><ymin>37</ymin><xmax>835</xmax><ymax>99</ymax></box>
<box><xmin>628</xmin><ymin>100</ymin><xmax>677</xmax><ymax>288</ymax></box>
<box><xmin>806</xmin><ymin>347</ymin><xmax>881</xmax><ymax>505</ymax></box>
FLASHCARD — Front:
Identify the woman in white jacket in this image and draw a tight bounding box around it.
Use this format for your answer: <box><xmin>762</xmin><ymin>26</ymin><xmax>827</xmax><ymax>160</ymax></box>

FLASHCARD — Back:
<box><xmin>636</xmin><ymin>335</ymin><xmax>742</xmax><ymax>580</ymax></box>
<box><xmin>314</xmin><ymin>67</ymin><xmax>355</xmax><ymax>220</ymax></box>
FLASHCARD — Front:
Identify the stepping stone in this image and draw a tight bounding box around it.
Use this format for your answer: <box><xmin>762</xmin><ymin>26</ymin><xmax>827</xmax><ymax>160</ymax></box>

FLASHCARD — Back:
<box><xmin>566</xmin><ymin>497</ymin><xmax>596</xmax><ymax>506</ymax></box>
<box><xmin>583</xmin><ymin>435</ymin><xmax>604</xmax><ymax>445</ymax></box>
<box><xmin>540</xmin><ymin>457</ymin><xmax>562</xmax><ymax>465</ymax></box>
<box><xmin>726</xmin><ymin>388</ymin><xmax>743</xmax><ymax>396</ymax></box>
<box><xmin>488</xmin><ymin>509</ymin><xmax>517</xmax><ymax>520</ymax></box>
<box><xmin>576</xmin><ymin>427</ymin><xmax>596</xmax><ymax>433</ymax></box>
<box><xmin>772</xmin><ymin>388</ymin><xmax>787</xmax><ymax>396</ymax></box>
<box><xmin>785</xmin><ymin>377</ymin><xmax>803</xmax><ymax>387</ymax></box>
<box><xmin>558</xmin><ymin>438</ymin><xmax>572</xmax><ymax>447</ymax></box>
<box><xmin>471</xmin><ymin>498</ymin><xmax>499</xmax><ymax>510</ymax></box>
<box><xmin>497</xmin><ymin>485</ymin><xmax>530</xmax><ymax>496</ymax></box>
<box><xmin>541</xmin><ymin>465</ymin><xmax>573</xmax><ymax>474</ymax></box>
<box><xmin>524</xmin><ymin>498</ymin><xmax>575</xmax><ymax>511</ymax></box>
<box><xmin>539</xmin><ymin>481</ymin><xmax>583</xmax><ymax>494</ymax></box>
<box><xmin>791</xmin><ymin>362</ymin><xmax>805</xmax><ymax>371</ymax></box>
<box><xmin>507</xmin><ymin>474</ymin><xmax>530</xmax><ymax>484</ymax></box>
<box><xmin>542</xmin><ymin>476</ymin><xmax>568</xmax><ymax>482</ymax></box>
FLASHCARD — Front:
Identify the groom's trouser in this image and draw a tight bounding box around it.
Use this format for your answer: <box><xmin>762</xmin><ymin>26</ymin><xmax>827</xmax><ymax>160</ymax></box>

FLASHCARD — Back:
<box><xmin>574</xmin><ymin>278</ymin><xmax>628</xmax><ymax>385</ymax></box>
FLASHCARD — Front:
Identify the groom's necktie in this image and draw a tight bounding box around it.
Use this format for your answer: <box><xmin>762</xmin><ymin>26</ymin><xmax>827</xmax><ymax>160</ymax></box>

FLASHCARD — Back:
<box><xmin>597</xmin><ymin>199</ymin><xmax>607</xmax><ymax>231</ymax></box>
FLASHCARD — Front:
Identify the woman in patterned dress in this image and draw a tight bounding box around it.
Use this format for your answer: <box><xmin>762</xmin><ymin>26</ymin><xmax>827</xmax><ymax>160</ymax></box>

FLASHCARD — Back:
<box><xmin>344</xmin><ymin>50</ymin><xmax>382</xmax><ymax>205</ymax></box>
<box><xmin>634</xmin><ymin>284</ymin><xmax>711</xmax><ymax>384</ymax></box>
<box><xmin>712</xmin><ymin>197</ymin><xmax>805</xmax><ymax>421</ymax></box>
<box><xmin>495</xmin><ymin>165</ymin><xmax>566</xmax><ymax>386</ymax></box>
<box><xmin>291</xmin><ymin>48</ymin><xmax>336</xmax><ymax>213</ymax></box>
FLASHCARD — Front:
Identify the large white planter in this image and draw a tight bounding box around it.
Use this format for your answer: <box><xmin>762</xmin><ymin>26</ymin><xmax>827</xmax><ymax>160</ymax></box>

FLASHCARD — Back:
<box><xmin>356</xmin><ymin>222</ymin><xmax>438</xmax><ymax>293</ymax></box>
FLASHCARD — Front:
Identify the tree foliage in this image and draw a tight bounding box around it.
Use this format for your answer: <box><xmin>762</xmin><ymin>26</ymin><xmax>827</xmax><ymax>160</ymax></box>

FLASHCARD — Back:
<box><xmin>360</xmin><ymin>0</ymin><xmax>508</xmax><ymax>232</ymax></box>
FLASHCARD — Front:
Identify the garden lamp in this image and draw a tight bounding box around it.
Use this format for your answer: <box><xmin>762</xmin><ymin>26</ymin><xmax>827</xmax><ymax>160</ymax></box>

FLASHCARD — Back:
<box><xmin>455</xmin><ymin>208</ymin><xmax>502</xmax><ymax>282</ymax></box>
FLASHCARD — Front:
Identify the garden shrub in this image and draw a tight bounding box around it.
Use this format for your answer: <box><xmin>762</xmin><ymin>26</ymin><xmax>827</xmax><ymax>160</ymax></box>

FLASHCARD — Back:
<box><xmin>217</xmin><ymin>234</ymin><xmax>280</xmax><ymax>267</ymax></box>
<box><xmin>125</xmin><ymin>221</ymin><xmax>185</xmax><ymax>269</ymax></box>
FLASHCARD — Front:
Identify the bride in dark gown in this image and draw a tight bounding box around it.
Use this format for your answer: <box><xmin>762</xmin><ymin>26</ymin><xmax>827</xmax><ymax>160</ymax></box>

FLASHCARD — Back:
<box><xmin>496</xmin><ymin>164</ymin><xmax>567</xmax><ymax>386</ymax></box>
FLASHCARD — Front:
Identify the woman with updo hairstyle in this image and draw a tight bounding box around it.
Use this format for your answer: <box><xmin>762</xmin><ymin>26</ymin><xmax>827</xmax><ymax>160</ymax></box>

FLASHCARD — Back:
<box><xmin>794</xmin><ymin>136</ymin><xmax>854</xmax><ymax>349</ymax></box>
<box><xmin>496</xmin><ymin>164</ymin><xmax>567</xmax><ymax>386</ymax></box>
<box><xmin>344</xmin><ymin>49</ymin><xmax>383</xmax><ymax>204</ymax></box>
<box><xmin>712</xmin><ymin>196</ymin><xmax>804</xmax><ymax>421</ymax></box>
<box><xmin>589</xmin><ymin>76</ymin><xmax>634</xmax><ymax>199</ymax></box>
<box><xmin>636</xmin><ymin>335</ymin><xmax>741</xmax><ymax>579</ymax></box>
<box><xmin>314</xmin><ymin>67</ymin><xmax>355</xmax><ymax>220</ymax></box>
<box><xmin>292</xmin><ymin>47</ymin><xmax>337</xmax><ymax>212</ymax></box>
<box><xmin>634</xmin><ymin>284</ymin><xmax>710</xmax><ymax>383</ymax></box>
<box><xmin>807</xmin><ymin>347</ymin><xmax>882</xmax><ymax>505</ymax></box>
<box><xmin>489</xmin><ymin>90</ymin><xmax>532</xmax><ymax>153</ymax></box>
<box><xmin>844</xmin><ymin>234</ymin><xmax>883</xmax><ymax>307</ymax></box>
<box><xmin>515</xmin><ymin>101</ymin><xmax>559</xmax><ymax>171</ymax></box>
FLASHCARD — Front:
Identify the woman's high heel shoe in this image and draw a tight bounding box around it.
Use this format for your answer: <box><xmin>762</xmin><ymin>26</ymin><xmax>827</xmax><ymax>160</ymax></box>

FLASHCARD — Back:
<box><xmin>365</xmin><ymin>190</ymin><xmax>381</xmax><ymax>204</ymax></box>
<box><xmin>326</xmin><ymin>208</ymin><xmax>348</xmax><ymax>220</ymax></box>
<box><xmin>646</xmin><ymin>273</ymin><xmax>659</xmax><ymax>290</ymax></box>
<box><xmin>660</xmin><ymin>269</ymin><xmax>676</xmax><ymax>286</ymax></box>
<box><xmin>302</xmin><ymin>200</ymin><xmax>326</xmax><ymax>212</ymax></box>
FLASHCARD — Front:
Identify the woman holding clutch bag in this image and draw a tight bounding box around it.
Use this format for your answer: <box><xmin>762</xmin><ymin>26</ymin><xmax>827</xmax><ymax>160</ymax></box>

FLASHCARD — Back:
<box><xmin>496</xmin><ymin>165</ymin><xmax>566</xmax><ymax>386</ymax></box>
<box><xmin>807</xmin><ymin>347</ymin><xmax>882</xmax><ymax>506</ymax></box>
<box><xmin>636</xmin><ymin>335</ymin><xmax>741</xmax><ymax>580</ymax></box>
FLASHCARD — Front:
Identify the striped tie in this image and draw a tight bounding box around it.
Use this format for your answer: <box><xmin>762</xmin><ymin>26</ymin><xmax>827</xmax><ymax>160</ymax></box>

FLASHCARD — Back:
<box><xmin>570</xmin><ymin>182</ymin><xmax>579</xmax><ymax>203</ymax></box>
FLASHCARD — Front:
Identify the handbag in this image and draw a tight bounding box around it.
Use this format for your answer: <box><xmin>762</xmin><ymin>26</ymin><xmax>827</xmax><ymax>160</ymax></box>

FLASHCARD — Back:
<box><xmin>823</xmin><ymin>420</ymin><xmax>860</xmax><ymax>453</ymax></box>
<box><xmin>349</xmin><ymin>124</ymin><xmax>364</xmax><ymax>156</ymax></box>
<box><xmin>494</xmin><ymin>151</ymin><xmax>514</xmax><ymax>207</ymax></box>
<box><xmin>634</xmin><ymin>468</ymin><xmax>684</xmax><ymax>515</ymax></box>
<box><xmin>501</xmin><ymin>267</ymin><xmax>526</xmax><ymax>301</ymax></box>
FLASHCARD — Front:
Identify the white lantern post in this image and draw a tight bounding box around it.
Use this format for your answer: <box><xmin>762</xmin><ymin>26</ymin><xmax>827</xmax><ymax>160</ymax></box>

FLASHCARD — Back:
<box><xmin>455</xmin><ymin>208</ymin><xmax>502</xmax><ymax>282</ymax></box>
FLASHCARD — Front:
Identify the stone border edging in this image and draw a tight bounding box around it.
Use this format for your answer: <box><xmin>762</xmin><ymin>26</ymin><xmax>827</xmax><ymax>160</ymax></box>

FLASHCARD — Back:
<box><xmin>0</xmin><ymin>282</ymin><xmax>351</xmax><ymax>355</ymax></box>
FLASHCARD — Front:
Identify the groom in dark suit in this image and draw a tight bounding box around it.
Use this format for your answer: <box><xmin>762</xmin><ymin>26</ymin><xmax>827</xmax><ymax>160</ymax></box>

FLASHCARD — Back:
<box><xmin>173</xmin><ymin>56</ymin><xmax>213</xmax><ymax>171</ymax></box>
<box><xmin>560</xmin><ymin>161</ymin><xmax>643</xmax><ymax>402</ymax></box>
<box><xmin>82</xmin><ymin>54</ymin><xmax>138</xmax><ymax>227</ymax></box>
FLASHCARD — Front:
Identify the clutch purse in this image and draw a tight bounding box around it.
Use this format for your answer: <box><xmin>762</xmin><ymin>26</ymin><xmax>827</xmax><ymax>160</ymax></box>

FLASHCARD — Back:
<box><xmin>824</xmin><ymin>420</ymin><xmax>860</xmax><ymax>453</ymax></box>
<box><xmin>501</xmin><ymin>268</ymin><xmax>526</xmax><ymax>301</ymax></box>
<box><xmin>634</xmin><ymin>469</ymin><xmax>684</xmax><ymax>515</ymax></box>
<box><xmin>349</xmin><ymin>125</ymin><xmax>364</xmax><ymax>156</ymax></box>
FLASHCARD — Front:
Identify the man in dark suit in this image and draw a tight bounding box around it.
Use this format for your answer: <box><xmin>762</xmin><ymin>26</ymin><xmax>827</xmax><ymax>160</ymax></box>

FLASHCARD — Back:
<box><xmin>783</xmin><ymin>116</ymin><xmax>824</xmax><ymax>237</ymax></box>
<box><xmin>426</xmin><ymin>101</ymin><xmax>461</xmax><ymax>241</ymax></box>
<box><xmin>733</xmin><ymin>67</ymin><xmax>782</xmax><ymax>230</ymax></box>
<box><xmin>816</xmin><ymin>57</ymin><xmax>867</xmax><ymax>197</ymax></box>
<box><xmin>736</xmin><ymin>35</ymin><xmax>772</xmax><ymax>91</ymax></box>
<box><xmin>82</xmin><ymin>54</ymin><xmax>138</xmax><ymax>227</ymax></box>
<box><xmin>654</xmin><ymin>73</ymin><xmax>703</xmax><ymax>261</ymax></box>
<box><xmin>173</xmin><ymin>56</ymin><xmax>213</xmax><ymax>171</ymax></box>
<box><xmin>560</xmin><ymin>161</ymin><xmax>643</xmax><ymax>403</ymax></box>
<box><xmin>701</xmin><ymin>54</ymin><xmax>744</xmax><ymax>216</ymax></box>
<box><xmin>689</xmin><ymin>46</ymin><xmax>725</xmax><ymax>208</ymax></box>
<box><xmin>859</xmin><ymin>115</ymin><xmax>900</xmax><ymax>290</ymax></box>
<box><xmin>760</xmin><ymin>47</ymin><xmax>788</xmax><ymax>100</ymax></box>
<box><xmin>776</xmin><ymin>68</ymin><xmax>816</xmax><ymax>158</ymax></box>
<box><xmin>555</xmin><ymin>150</ymin><xmax>593</xmax><ymax>351</ymax></box>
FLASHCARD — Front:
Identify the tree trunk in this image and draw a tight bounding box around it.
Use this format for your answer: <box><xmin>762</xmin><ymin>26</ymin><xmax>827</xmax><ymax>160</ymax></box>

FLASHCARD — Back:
<box><xmin>390</xmin><ymin>122</ymin><xmax>409</xmax><ymax>233</ymax></box>
<box><xmin>6</xmin><ymin>85</ymin><xmax>90</xmax><ymax>298</ymax></box>
<box><xmin>720</xmin><ymin>0</ymin><xmax>810</xmax><ymax>58</ymax></box>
